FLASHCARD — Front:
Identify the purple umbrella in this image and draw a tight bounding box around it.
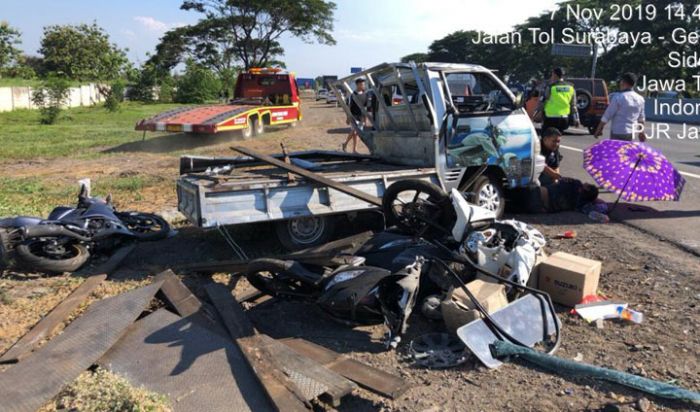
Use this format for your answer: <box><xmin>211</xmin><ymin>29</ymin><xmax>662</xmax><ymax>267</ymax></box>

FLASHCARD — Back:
<box><xmin>583</xmin><ymin>140</ymin><xmax>685</xmax><ymax>210</ymax></box>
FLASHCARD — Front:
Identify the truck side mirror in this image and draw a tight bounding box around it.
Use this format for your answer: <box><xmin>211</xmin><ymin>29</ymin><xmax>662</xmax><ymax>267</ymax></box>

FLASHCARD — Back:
<box><xmin>514</xmin><ymin>92</ymin><xmax>524</xmax><ymax>108</ymax></box>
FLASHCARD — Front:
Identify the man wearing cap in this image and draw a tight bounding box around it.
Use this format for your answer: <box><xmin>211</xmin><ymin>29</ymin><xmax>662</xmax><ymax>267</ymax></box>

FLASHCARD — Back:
<box><xmin>536</xmin><ymin>67</ymin><xmax>580</xmax><ymax>133</ymax></box>
<box><xmin>593</xmin><ymin>72</ymin><xmax>647</xmax><ymax>142</ymax></box>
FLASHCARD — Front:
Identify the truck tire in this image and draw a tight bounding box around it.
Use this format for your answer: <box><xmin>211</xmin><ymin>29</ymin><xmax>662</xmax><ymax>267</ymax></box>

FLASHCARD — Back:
<box><xmin>275</xmin><ymin>216</ymin><xmax>336</xmax><ymax>251</ymax></box>
<box><xmin>576</xmin><ymin>89</ymin><xmax>592</xmax><ymax>112</ymax></box>
<box><xmin>254</xmin><ymin>117</ymin><xmax>265</xmax><ymax>135</ymax></box>
<box><xmin>240</xmin><ymin>118</ymin><xmax>253</xmax><ymax>140</ymax></box>
<box><xmin>462</xmin><ymin>175</ymin><xmax>505</xmax><ymax>218</ymax></box>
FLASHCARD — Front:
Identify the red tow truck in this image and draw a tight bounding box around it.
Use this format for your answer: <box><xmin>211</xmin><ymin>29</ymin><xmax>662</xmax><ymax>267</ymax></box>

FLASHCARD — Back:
<box><xmin>135</xmin><ymin>68</ymin><xmax>302</xmax><ymax>138</ymax></box>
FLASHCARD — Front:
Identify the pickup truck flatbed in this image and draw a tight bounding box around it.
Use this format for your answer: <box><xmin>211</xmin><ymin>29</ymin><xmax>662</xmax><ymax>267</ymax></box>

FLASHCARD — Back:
<box><xmin>177</xmin><ymin>151</ymin><xmax>437</xmax><ymax>229</ymax></box>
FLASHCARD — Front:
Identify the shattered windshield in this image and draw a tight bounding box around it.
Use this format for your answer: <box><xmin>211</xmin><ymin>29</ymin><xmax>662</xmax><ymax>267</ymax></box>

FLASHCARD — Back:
<box><xmin>445</xmin><ymin>72</ymin><xmax>515</xmax><ymax>113</ymax></box>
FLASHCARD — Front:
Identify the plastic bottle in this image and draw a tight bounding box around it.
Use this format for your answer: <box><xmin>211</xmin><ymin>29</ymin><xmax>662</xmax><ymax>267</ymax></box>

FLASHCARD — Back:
<box><xmin>617</xmin><ymin>307</ymin><xmax>644</xmax><ymax>324</ymax></box>
<box><xmin>588</xmin><ymin>210</ymin><xmax>610</xmax><ymax>223</ymax></box>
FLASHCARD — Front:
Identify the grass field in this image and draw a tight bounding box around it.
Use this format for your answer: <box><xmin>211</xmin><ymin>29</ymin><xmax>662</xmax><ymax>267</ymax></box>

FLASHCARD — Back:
<box><xmin>0</xmin><ymin>102</ymin><xmax>181</xmax><ymax>159</ymax></box>
<box><xmin>0</xmin><ymin>102</ymin><xmax>185</xmax><ymax>216</ymax></box>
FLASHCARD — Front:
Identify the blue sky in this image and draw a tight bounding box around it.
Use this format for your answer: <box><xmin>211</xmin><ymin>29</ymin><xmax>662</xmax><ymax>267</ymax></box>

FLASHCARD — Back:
<box><xmin>2</xmin><ymin>0</ymin><xmax>559</xmax><ymax>78</ymax></box>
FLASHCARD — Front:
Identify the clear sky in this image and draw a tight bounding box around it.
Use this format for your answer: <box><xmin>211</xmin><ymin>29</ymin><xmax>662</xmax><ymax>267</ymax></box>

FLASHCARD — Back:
<box><xmin>2</xmin><ymin>0</ymin><xmax>559</xmax><ymax>78</ymax></box>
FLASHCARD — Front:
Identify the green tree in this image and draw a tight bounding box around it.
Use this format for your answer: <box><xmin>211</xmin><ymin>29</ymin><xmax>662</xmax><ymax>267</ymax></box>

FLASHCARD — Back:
<box><xmin>31</xmin><ymin>76</ymin><xmax>71</xmax><ymax>124</ymax></box>
<box><xmin>103</xmin><ymin>79</ymin><xmax>125</xmax><ymax>112</ymax></box>
<box><xmin>0</xmin><ymin>22</ymin><xmax>22</xmax><ymax>72</ymax></box>
<box><xmin>152</xmin><ymin>0</ymin><xmax>336</xmax><ymax>72</ymax></box>
<box><xmin>39</xmin><ymin>23</ymin><xmax>129</xmax><ymax>80</ymax></box>
<box><xmin>175</xmin><ymin>60</ymin><xmax>222</xmax><ymax>103</ymax></box>
<box><xmin>400</xmin><ymin>53</ymin><xmax>429</xmax><ymax>63</ymax></box>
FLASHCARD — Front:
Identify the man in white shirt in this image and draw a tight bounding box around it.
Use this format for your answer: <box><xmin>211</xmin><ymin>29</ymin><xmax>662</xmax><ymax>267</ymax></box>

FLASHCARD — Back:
<box><xmin>594</xmin><ymin>73</ymin><xmax>646</xmax><ymax>141</ymax></box>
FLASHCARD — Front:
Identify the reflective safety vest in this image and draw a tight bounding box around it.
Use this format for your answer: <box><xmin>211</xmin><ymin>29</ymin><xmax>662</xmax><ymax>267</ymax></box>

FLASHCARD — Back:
<box><xmin>544</xmin><ymin>82</ymin><xmax>575</xmax><ymax>118</ymax></box>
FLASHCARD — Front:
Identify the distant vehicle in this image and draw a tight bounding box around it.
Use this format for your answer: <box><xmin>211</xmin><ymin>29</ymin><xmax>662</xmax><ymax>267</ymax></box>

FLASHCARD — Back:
<box><xmin>135</xmin><ymin>68</ymin><xmax>301</xmax><ymax>138</ymax></box>
<box><xmin>651</xmin><ymin>90</ymin><xmax>688</xmax><ymax>99</ymax></box>
<box><xmin>316</xmin><ymin>88</ymin><xmax>328</xmax><ymax>101</ymax></box>
<box><xmin>569</xmin><ymin>78</ymin><xmax>609</xmax><ymax>135</ymax></box>
<box><xmin>326</xmin><ymin>89</ymin><xmax>341</xmax><ymax>105</ymax></box>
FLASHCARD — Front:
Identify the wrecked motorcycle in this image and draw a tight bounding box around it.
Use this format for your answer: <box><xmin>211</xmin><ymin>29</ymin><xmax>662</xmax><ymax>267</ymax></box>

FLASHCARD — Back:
<box><xmin>0</xmin><ymin>184</ymin><xmax>170</xmax><ymax>273</ymax></box>
<box><xmin>245</xmin><ymin>255</ymin><xmax>423</xmax><ymax>347</ymax></box>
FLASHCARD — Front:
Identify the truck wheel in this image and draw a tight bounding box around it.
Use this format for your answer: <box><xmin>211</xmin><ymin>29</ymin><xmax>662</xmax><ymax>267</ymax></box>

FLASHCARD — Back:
<box><xmin>576</xmin><ymin>89</ymin><xmax>592</xmax><ymax>112</ymax></box>
<box><xmin>462</xmin><ymin>175</ymin><xmax>505</xmax><ymax>218</ymax></box>
<box><xmin>254</xmin><ymin>117</ymin><xmax>265</xmax><ymax>135</ymax></box>
<box><xmin>240</xmin><ymin>118</ymin><xmax>253</xmax><ymax>140</ymax></box>
<box><xmin>275</xmin><ymin>216</ymin><xmax>335</xmax><ymax>251</ymax></box>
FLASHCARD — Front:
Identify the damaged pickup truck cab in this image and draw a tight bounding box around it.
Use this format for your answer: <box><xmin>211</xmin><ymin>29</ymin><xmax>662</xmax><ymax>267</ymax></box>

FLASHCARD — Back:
<box><xmin>176</xmin><ymin>62</ymin><xmax>544</xmax><ymax>250</ymax></box>
<box><xmin>332</xmin><ymin>62</ymin><xmax>544</xmax><ymax>217</ymax></box>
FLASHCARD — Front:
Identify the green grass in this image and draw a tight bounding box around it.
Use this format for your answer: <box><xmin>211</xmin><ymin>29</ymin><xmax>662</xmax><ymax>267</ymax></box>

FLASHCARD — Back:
<box><xmin>0</xmin><ymin>175</ymin><xmax>165</xmax><ymax>217</ymax></box>
<box><xmin>0</xmin><ymin>102</ymin><xmax>181</xmax><ymax>159</ymax></box>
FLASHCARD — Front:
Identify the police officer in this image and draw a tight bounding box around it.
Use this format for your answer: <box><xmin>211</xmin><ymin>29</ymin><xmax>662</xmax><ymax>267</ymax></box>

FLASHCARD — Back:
<box><xmin>536</xmin><ymin>67</ymin><xmax>580</xmax><ymax>133</ymax></box>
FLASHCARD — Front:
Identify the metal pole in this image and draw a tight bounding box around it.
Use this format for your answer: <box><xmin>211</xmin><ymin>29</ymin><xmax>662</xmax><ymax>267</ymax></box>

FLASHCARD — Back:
<box><xmin>590</xmin><ymin>43</ymin><xmax>598</xmax><ymax>79</ymax></box>
<box><xmin>610</xmin><ymin>154</ymin><xmax>643</xmax><ymax>214</ymax></box>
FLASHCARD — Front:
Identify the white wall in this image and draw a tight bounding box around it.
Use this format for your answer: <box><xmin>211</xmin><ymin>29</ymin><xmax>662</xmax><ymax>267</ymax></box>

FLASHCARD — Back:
<box><xmin>0</xmin><ymin>83</ymin><xmax>105</xmax><ymax>112</ymax></box>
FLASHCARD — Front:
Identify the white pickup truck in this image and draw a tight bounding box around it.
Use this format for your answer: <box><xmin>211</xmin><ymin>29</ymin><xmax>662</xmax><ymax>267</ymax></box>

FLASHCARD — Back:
<box><xmin>176</xmin><ymin>62</ymin><xmax>544</xmax><ymax>249</ymax></box>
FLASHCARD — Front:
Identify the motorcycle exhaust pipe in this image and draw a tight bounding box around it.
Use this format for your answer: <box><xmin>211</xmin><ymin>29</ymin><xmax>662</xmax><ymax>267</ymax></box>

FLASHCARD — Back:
<box><xmin>21</xmin><ymin>225</ymin><xmax>91</xmax><ymax>242</ymax></box>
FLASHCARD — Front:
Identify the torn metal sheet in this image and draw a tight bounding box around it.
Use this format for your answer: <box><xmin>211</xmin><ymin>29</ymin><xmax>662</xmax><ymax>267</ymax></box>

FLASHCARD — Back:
<box><xmin>239</xmin><ymin>334</ymin><xmax>356</xmax><ymax>406</ymax></box>
<box><xmin>281</xmin><ymin>338</ymin><xmax>409</xmax><ymax>399</ymax></box>
<box><xmin>0</xmin><ymin>245</ymin><xmax>135</xmax><ymax>364</ymax></box>
<box><xmin>0</xmin><ymin>280</ymin><xmax>163</xmax><ymax>412</ymax></box>
<box><xmin>456</xmin><ymin>293</ymin><xmax>560</xmax><ymax>369</ymax></box>
<box><xmin>99</xmin><ymin>309</ymin><xmax>273</xmax><ymax>412</ymax></box>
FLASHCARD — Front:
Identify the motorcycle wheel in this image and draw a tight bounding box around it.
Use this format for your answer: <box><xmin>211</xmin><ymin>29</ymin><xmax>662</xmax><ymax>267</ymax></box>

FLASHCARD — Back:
<box><xmin>15</xmin><ymin>240</ymin><xmax>89</xmax><ymax>274</ymax></box>
<box><xmin>245</xmin><ymin>258</ymin><xmax>315</xmax><ymax>299</ymax></box>
<box><xmin>117</xmin><ymin>212</ymin><xmax>170</xmax><ymax>241</ymax></box>
<box><xmin>382</xmin><ymin>179</ymin><xmax>451</xmax><ymax>238</ymax></box>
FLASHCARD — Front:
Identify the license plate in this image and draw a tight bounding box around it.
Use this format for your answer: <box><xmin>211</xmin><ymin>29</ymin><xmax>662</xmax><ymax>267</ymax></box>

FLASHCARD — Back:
<box><xmin>166</xmin><ymin>124</ymin><xmax>182</xmax><ymax>132</ymax></box>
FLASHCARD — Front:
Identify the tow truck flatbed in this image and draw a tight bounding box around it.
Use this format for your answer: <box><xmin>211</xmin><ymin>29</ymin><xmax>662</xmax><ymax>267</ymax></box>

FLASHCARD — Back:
<box><xmin>135</xmin><ymin>68</ymin><xmax>301</xmax><ymax>136</ymax></box>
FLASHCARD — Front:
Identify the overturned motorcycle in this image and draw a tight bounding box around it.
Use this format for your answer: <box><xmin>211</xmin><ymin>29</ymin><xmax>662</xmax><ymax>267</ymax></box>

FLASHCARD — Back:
<box><xmin>0</xmin><ymin>184</ymin><xmax>170</xmax><ymax>274</ymax></box>
<box><xmin>245</xmin><ymin>179</ymin><xmax>560</xmax><ymax>355</ymax></box>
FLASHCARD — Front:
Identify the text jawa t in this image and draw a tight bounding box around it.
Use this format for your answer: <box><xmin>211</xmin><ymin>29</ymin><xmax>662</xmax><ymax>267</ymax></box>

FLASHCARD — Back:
<box><xmin>135</xmin><ymin>67</ymin><xmax>301</xmax><ymax>138</ymax></box>
<box><xmin>176</xmin><ymin>62</ymin><xmax>544</xmax><ymax>250</ymax></box>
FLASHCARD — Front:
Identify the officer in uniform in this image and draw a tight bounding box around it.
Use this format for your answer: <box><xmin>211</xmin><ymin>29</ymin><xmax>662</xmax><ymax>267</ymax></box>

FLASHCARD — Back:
<box><xmin>536</xmin><ymin>67</ymin><xmax>579</xmax><ymax>133</ymax></box>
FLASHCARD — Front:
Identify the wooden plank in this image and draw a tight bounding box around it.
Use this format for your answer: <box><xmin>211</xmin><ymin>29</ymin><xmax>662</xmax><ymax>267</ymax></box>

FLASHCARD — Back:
<box><xmin>254</xmin><ymin>335</ymin><xmax>356</xmax><ymax>406</ymax></box>
<box><xmin>232</xmin><ymin>146</ymin><xmax>383</xmax><ymax>206</ymax></box>
<box><xmin>0</xmin><ymin>244</ymin><xmax>135</xmax><ymax>364</ymax></box>
<box><xmin>281</xmin><ymin>338</ymin><xmax>409</xmax><ymax>399</ymax></box>
<box><xmin>205</xmin><ymin>283</ymin><xmax>308</xmax><ymax>412</ymax></box>
<box><xmin>154</xmin><ymin>270</ymin><xmax>228</xmax><ymax>337</ymax></box>
<box><xmin>0</xmin><ymin>280</ymin><xmax>163</xmax><ymax>412</ymax></box>
<box><xmin>204</xmin><ymin>283</ymin><xmax>255</xmax><ymax>339</ymax></box>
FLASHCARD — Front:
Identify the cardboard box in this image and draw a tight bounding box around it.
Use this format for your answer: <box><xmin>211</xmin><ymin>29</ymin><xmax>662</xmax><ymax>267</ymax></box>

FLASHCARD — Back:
<box><xmin>537</xmin><ymin>252</ymin><xmax>601</xmax><ymax>307</ymax></box>
<box><xmin>442</xmin><ymin>279</ymin><xmax>508</xmax><ymax>333</ymax></box>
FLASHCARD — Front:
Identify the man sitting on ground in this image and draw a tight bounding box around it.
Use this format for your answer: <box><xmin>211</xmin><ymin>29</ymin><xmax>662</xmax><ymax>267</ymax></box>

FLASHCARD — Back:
<box><xmin>539</xmin><ymin>127</ymin><xmax>563</xmax><ymax>186</ymax></box>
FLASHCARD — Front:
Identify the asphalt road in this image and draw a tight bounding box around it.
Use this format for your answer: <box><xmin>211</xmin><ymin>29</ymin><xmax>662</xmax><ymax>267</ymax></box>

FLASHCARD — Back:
<box><xmin>556</xmin><ymin>122</ymin><xmax>700</xmax><ymax>255</ymax></box>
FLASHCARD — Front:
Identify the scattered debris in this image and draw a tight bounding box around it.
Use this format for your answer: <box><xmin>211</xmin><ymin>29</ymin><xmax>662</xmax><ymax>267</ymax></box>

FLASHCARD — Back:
<box><xmin>409</xmin><ymin>333</ymin><xmax>469</xmax><ymax>369</ymax></box>
<box><xmin>0</xmin><ymin>280</ymin><xmax>163</xmax><ymax>412</ymax></box>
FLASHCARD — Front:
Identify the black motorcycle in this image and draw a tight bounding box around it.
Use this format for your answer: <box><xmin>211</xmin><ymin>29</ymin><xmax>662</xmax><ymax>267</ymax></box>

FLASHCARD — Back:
<box><xmin>245</xmin><ymin>253</ymin><xmax>424</xmax><ymax>347</ymax></box>
<box><xmin>0</xmin><ymin>185</ymin><xmax>170</xmax><ymax>273</ymax></box>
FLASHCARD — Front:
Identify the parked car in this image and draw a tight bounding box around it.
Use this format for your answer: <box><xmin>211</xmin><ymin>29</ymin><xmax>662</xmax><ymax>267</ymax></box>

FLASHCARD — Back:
<box><xmin>325</xmin><ymin>89</ymin><xmax>339</xmax><ymax>105</ymax></box>
<box><xmin>569</xmin><ymin>78</ymin><xmax>609</xmax><ymax>134</ymax></box>
<box><xmin>316</xmin><ymin>88</ymin><xmax>329</xmax><ymax>101</ymax></box>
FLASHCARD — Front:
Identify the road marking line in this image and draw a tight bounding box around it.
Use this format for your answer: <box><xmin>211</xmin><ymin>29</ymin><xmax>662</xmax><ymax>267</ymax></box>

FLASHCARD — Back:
<box><xmin>559</xmin><ymin>144</ymin><xmax>700</xmax><ymax>180</ymax></box>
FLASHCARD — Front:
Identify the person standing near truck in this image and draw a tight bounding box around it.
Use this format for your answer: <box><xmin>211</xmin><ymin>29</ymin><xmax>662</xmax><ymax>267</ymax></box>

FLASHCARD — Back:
<box><xmin>536</xmin><ymin>67</ymin><xmax>580</xmax><ymax>133</ymax></box>
<box><xmin>593</xmin><ymin>72</ymin><xmax>646</xmax><ymax>142</ymax></box>
<box><xmin>342</xmin><ymin>78</ymin><xmax>371</xmax><ymax>153</ymax></box>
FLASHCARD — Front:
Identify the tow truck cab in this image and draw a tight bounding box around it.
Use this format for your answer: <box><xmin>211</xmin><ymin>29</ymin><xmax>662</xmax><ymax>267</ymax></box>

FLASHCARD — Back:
<box><xmin>332</xmin><ymin>62</ymin><xmax>545</xmax><ymax>217</ymax></box>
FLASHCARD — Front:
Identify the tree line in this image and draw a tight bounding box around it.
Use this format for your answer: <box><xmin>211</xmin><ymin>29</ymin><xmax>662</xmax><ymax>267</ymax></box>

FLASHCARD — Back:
<box><xmin>0</xmin><ymin>0</ymin><xmax>336</xmax><ymax>112</ymax></box>
<box><xmin>401</xmin><ymin>0</ymin><xmax>700</xmax><ymax>96</ymax></box>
